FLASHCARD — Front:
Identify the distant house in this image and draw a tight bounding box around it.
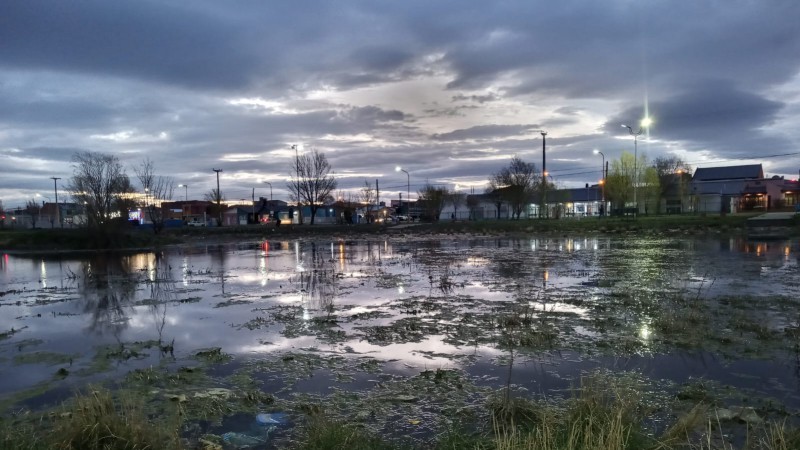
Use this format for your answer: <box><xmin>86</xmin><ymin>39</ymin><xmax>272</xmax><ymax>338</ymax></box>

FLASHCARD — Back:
<box><xmin>223</xmin><ymin>206</ymin><xmax>252</xmax><ymax>226</ymax></box>
<box><xmin>552</xmin><ymin>185</ymin><xmax>605</xmax><ymax>218</ymax></box>
<box><xmin>255</xmin><ymin>198</ymin><xmax>289</xmax><ymax>224</ymax></box>
<box><xmin>689</xmin><ymin>164</ymin><xmax>791</xmax><ymax>213</ymax></box>
<box><xmin>39</xmin><ymin>202</ymin><xmax>85</xmax><ymax>228</ymax></box>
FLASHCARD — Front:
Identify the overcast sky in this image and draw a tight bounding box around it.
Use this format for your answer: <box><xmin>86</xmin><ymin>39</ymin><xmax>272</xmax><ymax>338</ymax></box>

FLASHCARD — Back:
<box><xmin>2</xmin><ymin>0</ymin><xmax>799</xmax><ymax>208</ymax></box>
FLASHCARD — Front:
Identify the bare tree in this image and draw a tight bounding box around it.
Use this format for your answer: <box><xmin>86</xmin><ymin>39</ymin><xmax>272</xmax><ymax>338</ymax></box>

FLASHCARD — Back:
<box><xmin>204</xmin><ymin>188</ymin><xmax>225</xmax><ymax>225</ymax></box>
<box><xmin>653</xmin><ymin>156</ymin><xmax>691</xmax><ymax>213</ymax></box>
<box><xmin>417</xmin><ymin>184</ymin><xmax>448</xmax><ymax>221</ymax></box>
<box><xmin>287</xmin><ymin>148</ymin><xmax>337</xmax><ymax>225</ymax></box>
<box><xmin>68</xmin><ymin>151</ymin><xmax>133</xmax><ymax>234</ymax></box>
<box><xmin>446</xmin><ymin>191</ymin><xmax>466</xmax><ymax>220</ymax></box>
<box><xmin>359</xmin><ymin>180</ymin><xmax>376</xmax><ymax>206</ymax></box>
<box><xmin>134</xmin><ymin>158</ymin><xmax>175</xmax><ymax>234</ymax></box>
<box><xmin>489</xmin><ymin>156</ymin><xmax>540</xmax><ymax>219</ymax></box>
<box><xmin>466</xmin><ymin>195</ymin><xmax>481</xmax><ymax>220</ymax></box>
<box><xmin>25</xmin><ymin>199</ymin><xmax>41</xmax><ymax>228</ymax></box>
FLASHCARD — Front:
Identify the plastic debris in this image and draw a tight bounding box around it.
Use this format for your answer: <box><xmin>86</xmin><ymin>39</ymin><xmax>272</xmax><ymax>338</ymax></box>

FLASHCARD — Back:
<box><xmin>256</xmin><ymin>412</ymin><xmax>287</xmax><ymax>425</ymax></box>
<box><xmin>221</xmin><ymin>432</ymin><xmax>265</xmax><ymax>449</ymax></box>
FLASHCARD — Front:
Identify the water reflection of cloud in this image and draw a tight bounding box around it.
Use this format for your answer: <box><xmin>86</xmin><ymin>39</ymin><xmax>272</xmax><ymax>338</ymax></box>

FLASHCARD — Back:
<box><xmin>3</xmin><ymin>236</ymin><xmax>800</xmax><ymax>409</ymax></box>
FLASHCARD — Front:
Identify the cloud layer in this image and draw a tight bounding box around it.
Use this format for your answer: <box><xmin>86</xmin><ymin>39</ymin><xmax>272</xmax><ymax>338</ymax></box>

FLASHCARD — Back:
<box><xmin>1</xmin><ymin>1</ymin><xmax>799</xmax><ymax>207</ymax></box>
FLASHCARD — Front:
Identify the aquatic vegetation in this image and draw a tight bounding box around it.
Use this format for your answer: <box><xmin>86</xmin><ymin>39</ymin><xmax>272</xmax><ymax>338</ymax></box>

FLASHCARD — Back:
<box><xmin>193</xmin><ymin>347</ymin><xmax>233</xmax><ymax>364</ymax></box>
<box><xmin>0</xmin><ymin>387</ymin><xmax>183</xmax><ymax>450</ymax></box>
<box><xmin>2</xmin><ymin>235</ymin><xmax>800</xmax><ymax>449</ymax></box>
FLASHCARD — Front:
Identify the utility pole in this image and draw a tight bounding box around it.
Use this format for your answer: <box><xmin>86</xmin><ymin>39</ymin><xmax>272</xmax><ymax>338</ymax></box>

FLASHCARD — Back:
<box><xmin>212</xmin><ymin>169</ymin><xmax>223</xmax><ymax>226</ymax></box>
<box><xmin>252</xmin><ymin>187</ymin><xmax>256</xmax><ymax>225</ymax></box>
<box><xmin>51</xmin><ymin>177</ymin><xmax>61</xmax><ymax>228</ymax></box>
<box><xmin>622</xmin><ymin>118</ymin><xmax>651</xmax><ymax>218</ymax></box>
<box><xmin>291</xmin><ymin>144</ymin><xmax>303</xmax><ymax>224</ymax></box>
<box><xmin>540</xmin><ymin>131</ymin><xmax>547</xmax><ymax>219</ymax></box>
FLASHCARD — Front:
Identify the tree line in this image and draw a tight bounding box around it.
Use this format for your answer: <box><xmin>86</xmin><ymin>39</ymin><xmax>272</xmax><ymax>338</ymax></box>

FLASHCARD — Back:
<box><xmin>1</xmin><ymin>148</ymin><xmax>691</xmax><ymax>236</ymax></box>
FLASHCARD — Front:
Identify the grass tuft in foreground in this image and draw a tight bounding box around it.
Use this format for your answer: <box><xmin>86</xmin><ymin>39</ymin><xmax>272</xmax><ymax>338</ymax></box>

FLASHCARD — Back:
<box><xmin>294</xmin><ymin>415</ymin><xmax>397</xmax><ymax>450</ymax></box>
<box><xmin>1</xmin><ymin>387</ymin><xmax>182</xmax><ymax>450</ymax></box>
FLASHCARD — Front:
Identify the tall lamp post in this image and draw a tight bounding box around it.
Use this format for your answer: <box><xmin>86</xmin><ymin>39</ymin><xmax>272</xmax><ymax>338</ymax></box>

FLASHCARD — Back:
<box><xmin>178</xmin><ymin>184</ymin><xmax>188</xmax><ymax>201</ymax></box>
<box><xmin>212</xmin><ymin>168</ymin><xmax>223</xmax><ymax>226</ymax></box>
<box><xmin>263</xmin><ymin>181</ymin><xmax>273</xmax><ymax>201</ymax></box>
<box><xmin>540</xmin><ymin>130</ymin><xmax>547</xmax><ymax>218</ymax></box>
<box><xmin>622</xmin><ymin>118</ymin><xmax>651</xmax><ymax>218</ymax></box>
<box><xmin>51</xmin><ymin>176</ymin><xmax>61</xmax><ymax>228</ymax></box>
<box><xmin>593</xmin><ymin>150</ymin><xmax>605</xmax><ymax>216</ymax></box>
<box><xmin>395</xmin><ymin>166</ymin><xmax>409</xmax><ymax>215</ymax></box>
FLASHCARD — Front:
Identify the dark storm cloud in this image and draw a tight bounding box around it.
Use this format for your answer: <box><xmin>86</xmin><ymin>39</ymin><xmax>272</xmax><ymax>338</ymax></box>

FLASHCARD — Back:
<box><xmin>0</xmin><ymin>96</ymin><xmax>114</xmax><ymax>129</ymax></box>
<box><xmin>439</xmin><ymin>2</ymin><xmax>800</xmax><ymax>99</ymax></box>
<box><xmin>605</xmin><ymin>81</ymin><xmax>786</xmax><ymax>156</ymax></box>
<box><xmin>432</xmin><ymin>125</ymin><xmax>539</xmax><ymax>141</ymax></box>
<box><xmin>0</xmin><ymin>1</ymin><xmax>259</xmax><ymax>90</ymax></box>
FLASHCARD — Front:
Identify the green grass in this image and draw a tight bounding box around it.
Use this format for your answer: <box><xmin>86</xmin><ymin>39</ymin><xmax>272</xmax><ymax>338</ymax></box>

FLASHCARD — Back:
<box><xmin>4</xmin><ymin>373</ymin><xmax>800</xmax><ymax>450</ymax></box>
<box><xmin>1</xmin><ymin>213</ymin><xmax>771</xmax><ymax>252</ymax></box>
<box><xmin>295</xmin><ymin>416</ymin><xmax>398</xmax><ymax>450</ymax></box>
<box><xmin>1</xmin><ymin>387</ymin><xmax>183</xmax><ymax>450</ymax></box>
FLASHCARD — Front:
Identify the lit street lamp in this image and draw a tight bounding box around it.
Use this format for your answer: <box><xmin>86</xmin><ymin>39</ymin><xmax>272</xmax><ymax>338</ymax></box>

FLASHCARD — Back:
<box><xmin>178</xmin><ymin>184</ymin><xmax>188</xmax><ymax>201</ymax></box>
<box><xmin>621</xmin><ymin>118</ymin><xmax>651</xmax><ymax>218</ymax></box>
<box><xmin>395</xmin><ymin>166</ymin><xmax>409</xmax><ymax>215</ymax></box>
<box><xmin>593</xmin><ymin>149</ymin><xmax>605</xmax><ymax>215</ymax></box>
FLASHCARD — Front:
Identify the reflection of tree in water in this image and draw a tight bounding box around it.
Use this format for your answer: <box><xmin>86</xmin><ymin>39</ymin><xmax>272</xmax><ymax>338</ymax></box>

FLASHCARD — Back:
<box><xmin>79</xmin><ymin>253</ymin><xmax>138</xmax><ymax>338</ymax></box>
<box><xmin>297</xmin><ymin>242</ymin><xmax>338</xmax><ymax>315</ymax></box>
<box><xmin>146</xmin><ymin>253</ymin><xmax>176</xmax><ymax>356</ymax></box>
<box><xmin>209</xmin><ymin>245</ymin><xmax>229</xmax><ymax>295</ymax></box>
<box><xmin>410</xmin><ymin>240</ymin><xmax>462</xmax><ymax>297</ymax></box>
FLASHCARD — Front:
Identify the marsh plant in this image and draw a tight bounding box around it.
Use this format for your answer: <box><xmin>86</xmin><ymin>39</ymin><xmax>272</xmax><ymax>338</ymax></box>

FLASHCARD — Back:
<box><xmin>1</xmin><ymin>387</ymin><xmax>183</xmax><ymax>450</ymax></box>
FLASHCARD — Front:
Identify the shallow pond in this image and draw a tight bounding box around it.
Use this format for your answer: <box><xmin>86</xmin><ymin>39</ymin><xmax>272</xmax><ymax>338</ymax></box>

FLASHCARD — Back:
<box><xmin>1</xmin><ymin>235</ymin><xmax>799</xmax><ymax>446</ymax></box>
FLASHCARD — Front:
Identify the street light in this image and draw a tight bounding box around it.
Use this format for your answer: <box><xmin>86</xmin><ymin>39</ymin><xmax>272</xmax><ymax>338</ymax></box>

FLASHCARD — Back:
<box><xmin>593</xmin><ymin>149</ymin><xmax>605</xmax><ymax>216</ymax></box>
<box><xmin>395</xmin><ymin>166</ymin><xmax>409</xmax><ymax>215</ymax></box>
<box><xmin>540</xmin><ymin>130</ymin><xmax>548</xmax><ymax>218</ymax></box>
<box><xmin>178</xmin><ymin>184</ymin><xmax>188</xmax><ymax>201</ymax></box>
<box><xmin>51</xmin><ymin>176</ymin><xmax>61</xmax><ymax>228</ymax></box>
<box><xmin>212</xmin><ymin>168</ymin><xmax>223</xmax><ymax>226</ymax></box>
<box><xmin>621</xmin><ymin>117</ymin><xmax>651</xmax><ymax>218</ymax></box>
<box><xmin>263</xmin><ymin>181</ymin><xmax>273</xmax><ymax>201</ymax></box>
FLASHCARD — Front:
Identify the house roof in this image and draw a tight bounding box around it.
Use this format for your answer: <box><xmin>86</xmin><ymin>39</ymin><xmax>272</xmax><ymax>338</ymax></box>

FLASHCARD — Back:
<box><xmin>693</xmin><ymin>164</ymin><xmax>763</xmax><ymax>182</ymax></box>
<box><xmin>556</xmin><ymin>186</ymin><xmax>603</xmax><ymax>203</ymax></box>
<box><xmin>691</xmin><ymin>180</ymin><xmax>749</xmax><ymax>195</ymax></box>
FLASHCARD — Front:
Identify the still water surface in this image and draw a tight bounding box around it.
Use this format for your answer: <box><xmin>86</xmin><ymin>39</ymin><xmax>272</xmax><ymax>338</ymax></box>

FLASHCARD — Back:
<box><xmin>1</xmin><ymin>236</ymin><xmax>799</xmax><ymax>436</ymax></box>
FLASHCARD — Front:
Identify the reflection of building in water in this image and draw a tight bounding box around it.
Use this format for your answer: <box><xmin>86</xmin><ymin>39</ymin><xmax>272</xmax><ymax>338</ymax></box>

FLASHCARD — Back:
<box><xmin>295</xmin><ymin>242</ymin><xmax>339</xmax><ymax>315</ymax></box>
<box><xmin>723</xmin><ymin>237</ymin><xmax>794</xmax><ymax>261</ymax></box>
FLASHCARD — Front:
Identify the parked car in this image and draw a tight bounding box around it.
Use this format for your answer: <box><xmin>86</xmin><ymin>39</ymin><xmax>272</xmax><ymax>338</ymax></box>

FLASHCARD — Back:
<box><xmin>187</xmin><ymin>219</ymin><xmax>205</xmax><ymax>227</ymax></box>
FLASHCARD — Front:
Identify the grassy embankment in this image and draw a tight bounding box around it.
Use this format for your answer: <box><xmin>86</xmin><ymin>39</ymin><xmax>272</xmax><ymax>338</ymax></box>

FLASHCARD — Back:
<box><xmin>0</xmin><ymin>213</ymin><xmax>783</xmax><ymax>252</ymax></box>
<box><xmin>2</xmin><ymin>373</ymin><xmax>799</xmax><ymax>450</ymax></box>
